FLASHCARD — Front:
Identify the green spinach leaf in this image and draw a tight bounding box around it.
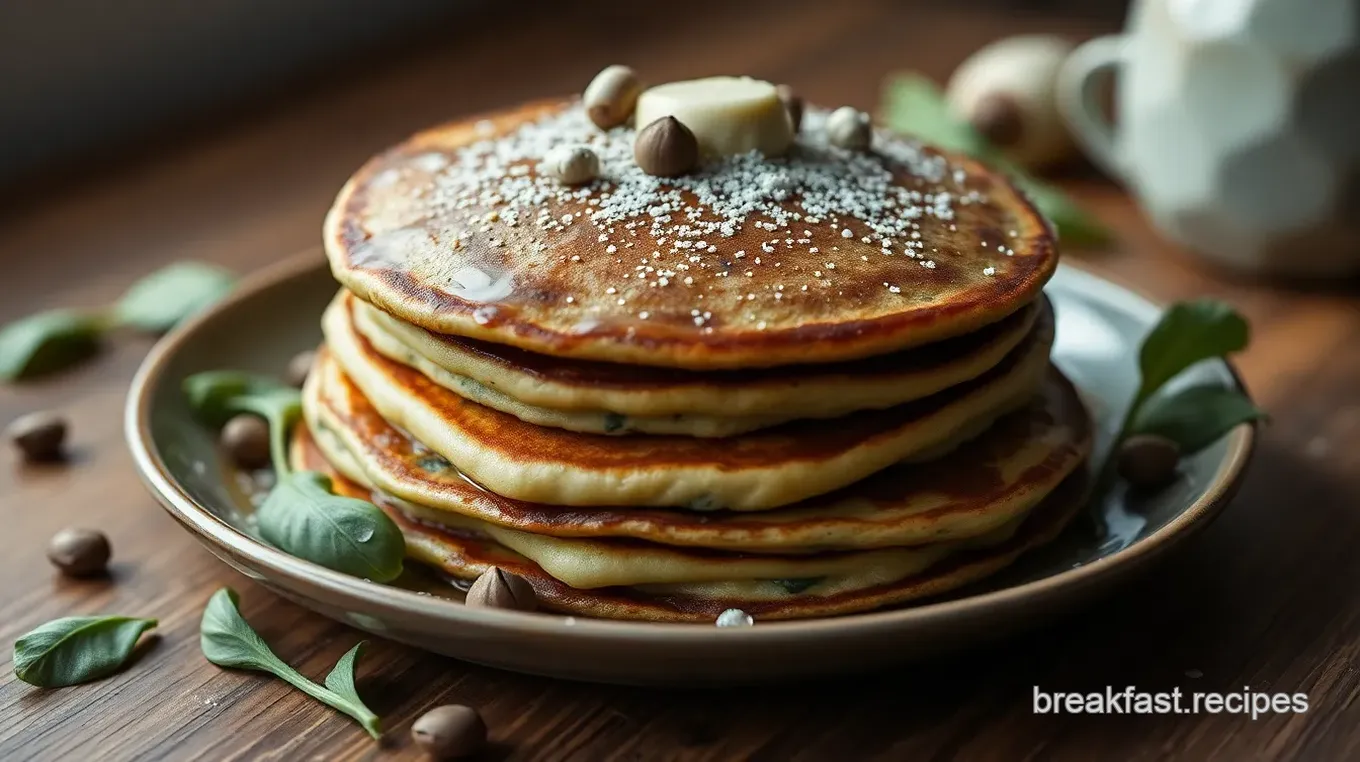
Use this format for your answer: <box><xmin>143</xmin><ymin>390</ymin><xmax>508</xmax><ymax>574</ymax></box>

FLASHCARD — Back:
<box><xmin>183</xmin><ymin>370</ymin><xmax>301</xmax><ymax>471</ymax></box>
<box><xmin>1136</xmin><ymin>300</ymin><xmax>1250</xmax><ymax>403</ymax></box>
<box><xmin>114</xmin><ymin>261</ymin><xmax>236</xmax><ymax>334</ymax></box>
<box><xmin>200</xmin><ymin>588</ymin><xmax>380</xmax><ymax>738</ymax></box>
<box><xmin>257</xmin><ymin>471</ymin><xmax>405</xmax><ymax>582</ymax></box>
<box><xmin>13</xmin><ymin>615</ymin><xmax>157</xmax><ymax>687</ymax></box>
<box><xmin>1131</xmin><ymin>383</ymin><xmax>1266</xmax><ymax>454</ymax></box>
<box><xmin>0</xmin><ymin>310</ymin><xmax>104</xmax><ymax>381</ymax></box>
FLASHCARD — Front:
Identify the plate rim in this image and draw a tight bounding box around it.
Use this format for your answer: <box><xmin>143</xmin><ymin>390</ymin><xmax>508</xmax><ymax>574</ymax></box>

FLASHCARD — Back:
<box><xmin>125</xmin><ymin>250</ymin><xmax>1256</xmax><ymax>643</ymax></box>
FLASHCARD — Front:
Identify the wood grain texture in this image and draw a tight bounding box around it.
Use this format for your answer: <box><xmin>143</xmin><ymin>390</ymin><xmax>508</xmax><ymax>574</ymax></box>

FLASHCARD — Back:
<box><xmin>1</xmin><ymin>0</ymin><xmax>1357</xmax><ymax>760</ymax></box>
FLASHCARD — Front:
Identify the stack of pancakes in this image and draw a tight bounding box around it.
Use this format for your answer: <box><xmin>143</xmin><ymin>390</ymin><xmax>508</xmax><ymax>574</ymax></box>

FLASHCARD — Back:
<box><xmin>297</xmin><ymin>100</ymin><xmax>1093</xmax><ymax>622</ymax></box>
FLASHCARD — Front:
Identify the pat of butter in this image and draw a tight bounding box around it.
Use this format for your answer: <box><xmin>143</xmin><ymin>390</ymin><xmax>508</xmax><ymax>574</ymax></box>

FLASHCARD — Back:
<box><xmin>634</xmin><ymin>77</ymin><xmax>794</xmax><ymax>159</ymax></box>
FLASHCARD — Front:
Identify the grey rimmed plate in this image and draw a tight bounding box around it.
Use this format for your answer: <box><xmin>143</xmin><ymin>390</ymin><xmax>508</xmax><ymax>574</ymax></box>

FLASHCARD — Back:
<box><xmin>125</xmin><ymin>251</ymin><xmax>1254</xmax><ymax>686</ymax></box>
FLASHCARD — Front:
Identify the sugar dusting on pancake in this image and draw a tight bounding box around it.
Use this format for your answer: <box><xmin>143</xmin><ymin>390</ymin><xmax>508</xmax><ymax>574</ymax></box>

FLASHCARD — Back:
<box><xmin>327</xmin><ymin>100</ymin><xmax>1056</xmax><ymax>368</ymax></box>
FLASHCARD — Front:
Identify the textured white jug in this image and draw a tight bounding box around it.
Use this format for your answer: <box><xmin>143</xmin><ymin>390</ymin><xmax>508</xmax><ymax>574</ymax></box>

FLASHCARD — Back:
<box><xmin>1058</xmin><ymin>0</ymin><xmax>1360</xmax><ymax>277</ymax></box>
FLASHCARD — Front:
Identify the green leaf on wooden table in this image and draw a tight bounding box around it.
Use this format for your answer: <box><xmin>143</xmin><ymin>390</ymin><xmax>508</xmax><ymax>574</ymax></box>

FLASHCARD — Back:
<box><xmin>200</xmin><ymin>589</ymin><xmax>382</xmax><ymax>738</ymax></box>
<box><xmin>113</xmin><ymin>261</ymin><xmax>236</xmax><ymax>334</ymax></box>
<box><xmin>1131</xmin><ymin>383</ymin><xmax>1266</xmax><ymax>454</ymax></box>
<box><xmin>12</xmin><ymin>615</ymin><xmax>158</xmax><ymax>687</ymax></box>
<box><xmin>0</xmin><ymin>309</ymin><xmax>104</xmax><ymax>381</ymax></box>
<box><xmin>1136</xmin><ymin>300</ymin><xmax>1250</xmax><ymax>404</ymax></box>
<box><xmin>879</xmin><ymin>73</ymin><xmax>1113</xmax><ymax>246</ymax></box>
<box><xmin>257</xmin><ymin>471</ymin><xmax>405</xmax><ymax>582</ymax></box>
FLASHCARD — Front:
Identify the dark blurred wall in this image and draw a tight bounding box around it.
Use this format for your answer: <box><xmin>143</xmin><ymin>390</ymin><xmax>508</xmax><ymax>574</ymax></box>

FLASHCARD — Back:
<box><xmin>0</xmin><ymin>0</ymin><xmax>475</xmax><ymax>185</ymax></box>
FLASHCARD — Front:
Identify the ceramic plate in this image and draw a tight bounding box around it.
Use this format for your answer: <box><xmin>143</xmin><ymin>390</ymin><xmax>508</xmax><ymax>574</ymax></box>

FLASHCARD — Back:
<box><xmin>126</xmin><ymin>252</ymin><xmax>1254</xmax><ymax>686</ymax></box>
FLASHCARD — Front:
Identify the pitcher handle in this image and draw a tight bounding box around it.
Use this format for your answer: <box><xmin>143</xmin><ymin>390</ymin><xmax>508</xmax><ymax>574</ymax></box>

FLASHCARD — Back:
<box><xmin>1057</xmin><ymin>34</ymin><xmax>1126</xmax><ymax>179</ymax></box>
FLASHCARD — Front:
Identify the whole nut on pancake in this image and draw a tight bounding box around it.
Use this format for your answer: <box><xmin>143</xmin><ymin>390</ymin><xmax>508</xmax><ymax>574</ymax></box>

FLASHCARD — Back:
<box><xmin>465</xmin><ymin>567</ymin><xmax>537</xmax><ymax>611</ymax></box>
<box><xmin>542</xmin><ymin>144</ymin><xmax>600</xmax><ymax>186</ymax></box>
<box><xmin>7</xmin><ymin>410</ymin><xmax>67</xmax><ymax>463</ymax></box>
<box><xmin>1117</xmin><ymin>434</ymin><xmax>1180</xmax><ymax>490</ymax></box>
<box><xmin>286</xmin><ymin>349</ymin><xmax>317</xmax><ymax>388</ymax></box>
<box><xmin>634</xmin><ymin>116</ymin><xmax>699</xmax><ymax>178</ymax></box>
<box><xmin>635</xmin><ymin>76</ymin><xmax>794</xmax><ymax>158</ymax></box>
<box><xmin>47</xmin><ymin>527</ymin><xmax>111</xmax><ymax>577</ymax></box>
<box><xmin>583</xmin><ymin>64</ymin><xmax>643</xmax><ymax>129</ymax></box>
<box><xmin>776</xmin><ymin>84</ymin><xmax>804</xmax><ymax>133</ymax></box>
<box><xmin>826</xmin><ymin>106</ymin><xmax>872</xmax><ymax>151</ymax></box>
<box><xmin>412</xmin><ymin>704</ymin><xmax>487</xmax><ymax>760</ymax></box>
<box><xmin>220</xmin><ymin>414</ymin><xmax>271</xmax><ymax>470</ymax></box>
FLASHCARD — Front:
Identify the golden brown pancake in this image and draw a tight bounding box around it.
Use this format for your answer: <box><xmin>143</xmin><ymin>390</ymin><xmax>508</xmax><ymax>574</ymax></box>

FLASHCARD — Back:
<box><xmin>324</xmin><ymin>100</ymin><xmax>1056</xmax><ymax>369</ymax></box>
<box><xmin>294</xmin><ymin>425</ymin><xmax>1088</xmax><ymax>622</ymax></box>
<box><xmin>350</xmin><ymin>289</ymin><xmax>1043</xmax><ymax>422</ymax></box>
<box><xmin>316</xmin><ymin>300</ymin><xmax>1055</xmax><ymax>509</ymax></box>
<box><xmin>305</xmin><ymin>354</ymin><xmax>1091</xmax><ymax>551</ymax></box>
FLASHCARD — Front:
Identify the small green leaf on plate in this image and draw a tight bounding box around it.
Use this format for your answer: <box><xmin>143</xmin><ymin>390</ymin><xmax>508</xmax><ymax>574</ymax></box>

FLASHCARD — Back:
<box><xmin>114</xmin><ymin>261</ymin><xmax>236</xmax><ymax>334</ymax></box>
<box><xmin>1131</xmin><ymin>383</ymin><xmax>1265</xmax><ymax>454</ymax></box>
<box><xmin>1137</xmin><ymin>300</ymin><xmax>1250</xmax><ymax>401</ymax></box>
<box><xmin>13</xmin><ymin>615</ymin><xmax>158</xmax><ymax>687</ymax></box>
<box><xmin>200</xmin><ymin>589</ymin><xmax>381</xmax><ymax>738</ymax></box>
<box><xmin>0</xmin><ymin>310</ymin><xmax>104</xmax><ymax>381</ymax></box>
<box><xmin>257</xmin><ymin>471</ymin><xmax>405</xmax><ymax>582</ymax></box>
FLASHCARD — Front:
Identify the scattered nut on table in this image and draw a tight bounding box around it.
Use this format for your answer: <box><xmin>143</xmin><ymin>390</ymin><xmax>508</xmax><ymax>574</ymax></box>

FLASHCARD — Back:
<box><xmin>465</xmin><ymin>567</ymin><xmax>537</xmax><ymax>611</ymax></box>
<box><xmin>220</xmin><ymin>414</ymin><xmax>272</xmax><ymax>470</ymax></box>
<box><xmin>7</xmin><ymin>410</ymin><xmax>68</xmax><ymax>463</ymax></box>
<box><xmin>542</xmin><ymin>144</ymin><xmax>600</xmax><ymax>186</ymax></box>
<box><xmin>47</xmin><ymin>528</ymin><xmax>111</xmax><ymax>577</ymax></box>
<box><xmin>412</xmin><ymin>704</ymin><xmax>487</xmax><ymax>760</ymax></box>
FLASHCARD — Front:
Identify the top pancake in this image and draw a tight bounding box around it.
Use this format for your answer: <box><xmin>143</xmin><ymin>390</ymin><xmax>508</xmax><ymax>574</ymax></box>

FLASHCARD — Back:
<box><xmin>325</xmin><ymin>99</ymin><xmax>1057</xmax><ymax>369</ymax></box>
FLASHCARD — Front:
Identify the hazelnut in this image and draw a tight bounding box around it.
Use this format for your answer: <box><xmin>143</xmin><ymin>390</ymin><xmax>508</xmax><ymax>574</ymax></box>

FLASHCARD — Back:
<box><xmin>7</xmin><ymin>410</ymin><xmax>67</xmax><ymax>463</ymax></box>
<box><xmin>412</xmin><ymin>704</ymin><xmax>486</xmax><ymax>760</ymax></box>
<box><xmin>776</xmin><ymin>84</ymin><xmax>803</xmax><ymax>133</ymax></box>
<box><xmin>542</xmin><ymin>144</ymin><xmax>600</xmax><ymax>185</ymax></box>
<box><xmin>826</xmin><ymin>107</ymin><xmax>872</xmax><ymax>151</ymax></box>
<box><xmin>1117</xmin><ymin>434</ymin><xmax>1181</xmax><ymax>490</ymax></box>
<box><xmin>583</xmin><ymin>65</ymin><xmax>643</xmax><ymax>129</ymax></box>
<box><xmin>220</xmin><ymin>414</ymin><xmax>271</xmax><ymax>470</ymax></box>
<box><xmin>634</xmin><ymin>116</ymin><xmax>699</xmax><ymax>178</ymax></box>
<box><xmin>969</xmin><ymin>92</ymin><xmax>1024</xmax><ymax>147</ymax></box>
<box><xmin>47</xmin><ymin>528</ymin><xmax>111</xmax><ymax>577</ymax></box>
<box><xmin>465</xmin><ymin>567</ymin><xmax>537</xmax><ymax>611</ymax></box>
<box><xmin>285</xmin><ymin>349</ymin><xmax>316</xmax><ymax>388</ymax></box>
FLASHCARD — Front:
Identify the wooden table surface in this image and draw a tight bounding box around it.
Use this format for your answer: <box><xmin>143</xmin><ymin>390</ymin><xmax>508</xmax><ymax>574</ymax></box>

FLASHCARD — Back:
<box><xmin>1</xmin><ymin>1</ymin><xmax>1357</xmax><ymax>759</ymax></box>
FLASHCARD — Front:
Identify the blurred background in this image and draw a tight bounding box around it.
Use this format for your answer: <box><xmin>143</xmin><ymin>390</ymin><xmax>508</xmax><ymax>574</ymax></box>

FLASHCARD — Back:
<box><xmin>0</xmin><ymin>0</ymin><xmax>1127</xmax><ymax>190</ymax></box>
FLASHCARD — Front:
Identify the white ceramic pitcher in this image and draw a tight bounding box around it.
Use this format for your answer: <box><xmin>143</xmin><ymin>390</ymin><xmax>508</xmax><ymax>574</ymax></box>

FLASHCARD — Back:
<box><xmin>1058</xmin><ymin>0</ymin><xmax>1360</xmax><ymax>277</ymax></box>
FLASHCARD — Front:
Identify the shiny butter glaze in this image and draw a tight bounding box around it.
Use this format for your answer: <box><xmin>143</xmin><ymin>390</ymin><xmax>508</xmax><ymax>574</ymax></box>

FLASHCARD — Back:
<box><xmin>325</xmin><ymin>99</ymin><xmax>1057</xmax><ymax>369</ymax></box>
